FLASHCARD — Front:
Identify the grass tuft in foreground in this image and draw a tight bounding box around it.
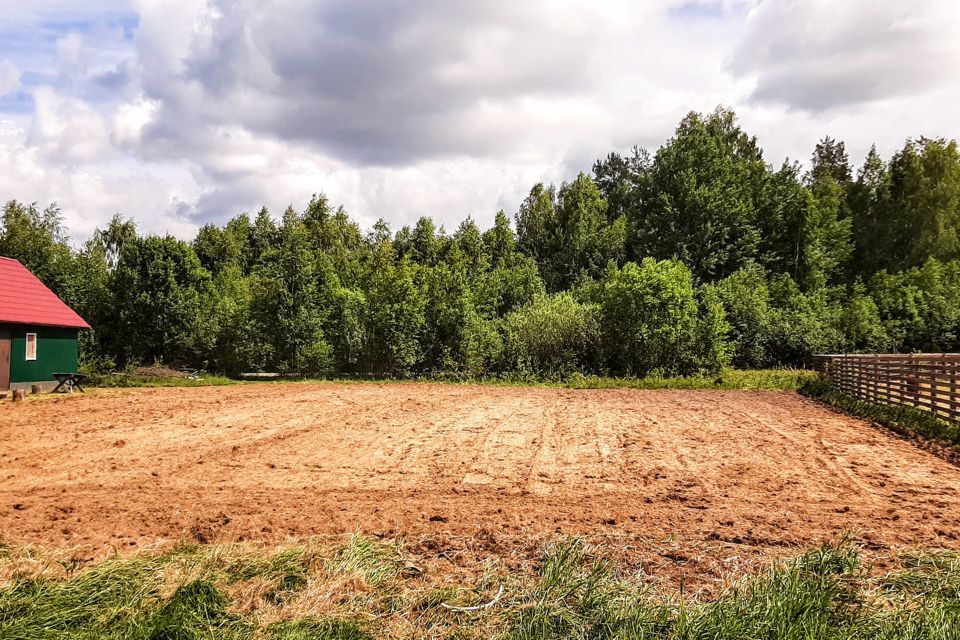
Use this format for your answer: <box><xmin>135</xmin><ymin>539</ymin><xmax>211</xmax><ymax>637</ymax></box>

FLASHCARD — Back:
<box><xmin>3</xmin><ymin>537</ymin><xmax>960</xmax><ymax>638</ymax></box>
<box><xmin>265</xmin><ymin>618</ymin><xmax>370</xmax><ymax>640</ymax></box>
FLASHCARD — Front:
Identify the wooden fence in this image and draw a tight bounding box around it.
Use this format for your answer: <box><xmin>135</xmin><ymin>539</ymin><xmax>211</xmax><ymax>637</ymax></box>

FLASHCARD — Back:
<box><xmin>813</xmin><ymin>353</ymin><xmax>960</xmax><ymax>425</ymax></box>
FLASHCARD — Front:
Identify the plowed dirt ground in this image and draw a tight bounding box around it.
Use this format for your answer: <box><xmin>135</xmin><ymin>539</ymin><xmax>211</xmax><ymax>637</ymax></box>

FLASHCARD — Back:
<box><xmin>2</xmin><ymin>382</ymin><xmax>959</xmax><ymax>582</ymax></box>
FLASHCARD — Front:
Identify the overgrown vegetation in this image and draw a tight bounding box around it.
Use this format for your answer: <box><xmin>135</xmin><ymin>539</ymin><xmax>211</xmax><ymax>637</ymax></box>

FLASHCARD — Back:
<box><xmin>80</xmin><ymin>368</ymin><xmax>815</xmax><ymax>391</ymax></box>
<box><xmin>3</xmin><ymin>108</ymin><xmax>960</xmax><ymax>379</ymax></box>
<box><xmin>800</xmin><ymin>377</ymin><xmax>960</xmax><ymax>447</ymax></box>
<box><xmin>2</xmin><ymin>537</ymin><xmax>960</xmax><ymax>639</ymax></box>
<box><xmin>551</xmin><ymin>368</ymin><xmax>817</xmax><ymax>391</ymax></box>
<box><xmin>88</xmin><ymin>373</ymin><xmax>241</xmax><ymax>388</ymax></box>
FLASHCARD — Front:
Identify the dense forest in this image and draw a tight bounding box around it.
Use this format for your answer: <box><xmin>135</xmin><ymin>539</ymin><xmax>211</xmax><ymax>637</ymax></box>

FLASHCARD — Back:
<box><xmin>2</xmin><ymin>108</ymin><xmax>960</xmax><ymax>378</ymax></box>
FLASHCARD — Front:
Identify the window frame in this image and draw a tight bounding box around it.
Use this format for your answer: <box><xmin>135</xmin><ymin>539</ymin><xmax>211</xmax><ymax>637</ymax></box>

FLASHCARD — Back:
<box><xmin>25</xmin><ymin>332</ymin><xmax>37</xmax><ymax>361</ymax></box>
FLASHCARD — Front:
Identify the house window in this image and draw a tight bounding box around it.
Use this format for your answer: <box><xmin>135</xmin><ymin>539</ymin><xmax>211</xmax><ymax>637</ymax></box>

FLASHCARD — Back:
<box><xmin>25</xmin><ymin>333</ymin><xmax>37</xmax><ymax>361</ymax></box>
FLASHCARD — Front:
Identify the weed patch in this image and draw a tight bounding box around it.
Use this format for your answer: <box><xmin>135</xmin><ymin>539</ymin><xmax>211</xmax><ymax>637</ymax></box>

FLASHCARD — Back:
<box><xmin>146</xmin><ymin>579</ymin><xmax>249</xmax><ymax>640</ymax></box>
<box><xmin>265</xmin><ymin>618</ymin><xmax>371</xmax><ymax>640</ymax></box>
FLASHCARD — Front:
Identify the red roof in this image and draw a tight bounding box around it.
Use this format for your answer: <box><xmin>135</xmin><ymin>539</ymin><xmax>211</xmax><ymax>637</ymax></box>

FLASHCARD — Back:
<box><xmin>0</xmin><ymin>257</ymin><xmax>90</xmax><ymax>329</ymax></box>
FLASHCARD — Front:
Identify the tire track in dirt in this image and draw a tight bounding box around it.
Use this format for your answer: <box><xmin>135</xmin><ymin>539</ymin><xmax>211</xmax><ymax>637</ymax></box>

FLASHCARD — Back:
<box><xmin>729</xmin><ymin>403</ymin><xmax>877</xmax><ymax>502</ymax></box>
<box><xmin>525</xmin><ymin>397</ymin><xmax>563</xmax><ymax>495</ymax></box>
<box><xmin>2</xmin><ymin>384</ymin><xmax>960</xmax><ymax>554</ymax></box>
<box><xmin>460</xmin><ymin>391</ymin><xmax>539</xmax><ymax>489</ymax></box>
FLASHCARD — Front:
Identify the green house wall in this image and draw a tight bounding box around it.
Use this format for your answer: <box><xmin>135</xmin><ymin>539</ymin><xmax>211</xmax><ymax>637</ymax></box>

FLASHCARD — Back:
<box><xmin>6</xmin><ymin>325</ymin><xmax>80</xmax><ymax>384</ymax></box>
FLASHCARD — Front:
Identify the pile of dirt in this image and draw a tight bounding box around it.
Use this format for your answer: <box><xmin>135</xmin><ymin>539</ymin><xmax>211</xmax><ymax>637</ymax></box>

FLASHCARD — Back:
<box><xmin>131</xmin><ymin>365</ymin><xmax>193</xmax><ymax>378</ymax></box>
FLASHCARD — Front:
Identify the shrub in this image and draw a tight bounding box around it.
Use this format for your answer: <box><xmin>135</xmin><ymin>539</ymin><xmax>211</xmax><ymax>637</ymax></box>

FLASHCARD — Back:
<box><xmin>503</xmin><ymin>293</ymin><xmax>600</xmax><ymax>377</ymax></box>
<box><xmin>714</xmin><ymin>263</ymin><xmax>773</xmax><ymax>368</ymax></box>
<box><xmin>597</xmin><ymin>259</ymin><xmax>726</xmax><ymax>376</ymax></box>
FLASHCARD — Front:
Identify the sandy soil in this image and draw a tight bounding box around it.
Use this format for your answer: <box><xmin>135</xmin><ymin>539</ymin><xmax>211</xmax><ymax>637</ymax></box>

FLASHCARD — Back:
<box><xmin>2</xmin><ymin>382</ymin><xmax>959</xmax><ymax>578</ymax></box>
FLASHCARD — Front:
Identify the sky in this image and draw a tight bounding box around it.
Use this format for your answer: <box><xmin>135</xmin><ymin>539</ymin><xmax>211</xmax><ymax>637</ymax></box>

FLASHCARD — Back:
<box><xmin>0</xmin><ymin>0</ymin><xmax>958</xmax><ymax>242</ymax></box>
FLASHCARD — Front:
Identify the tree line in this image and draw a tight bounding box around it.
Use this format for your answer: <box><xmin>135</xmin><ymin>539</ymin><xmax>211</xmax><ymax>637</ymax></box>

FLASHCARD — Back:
<box><xmin>2</xmin><ymin>107</ymin><xmax>959</xmax><ymax>378</ymax></box>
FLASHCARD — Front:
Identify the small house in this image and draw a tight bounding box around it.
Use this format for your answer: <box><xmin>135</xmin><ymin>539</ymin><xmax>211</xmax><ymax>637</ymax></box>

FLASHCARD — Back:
<box><xmin>0</xmin><ymin>257</ymin><xmax>90</xmax><ymax>392</ymax></box>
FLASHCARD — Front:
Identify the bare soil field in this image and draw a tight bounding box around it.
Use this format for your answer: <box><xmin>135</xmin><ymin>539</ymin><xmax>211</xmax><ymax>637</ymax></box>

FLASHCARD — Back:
<box><xmin>2</xmin><ymin>382</ymin><xmax>959</xmax><ymax>582</ymax></box>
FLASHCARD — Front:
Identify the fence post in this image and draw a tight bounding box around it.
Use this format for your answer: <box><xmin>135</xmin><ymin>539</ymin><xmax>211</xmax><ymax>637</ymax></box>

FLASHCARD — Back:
<box><xmin>950</xmin><ymin>359</ymin><xmax>959</xmax><ymax>424</ymax></box>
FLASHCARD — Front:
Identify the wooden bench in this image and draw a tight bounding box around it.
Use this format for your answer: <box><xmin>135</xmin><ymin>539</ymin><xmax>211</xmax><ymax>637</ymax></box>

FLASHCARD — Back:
<box><xmin>52</xmin><ymin>373</ymin><xmax>87</xmax><ymax>393</ymax></box>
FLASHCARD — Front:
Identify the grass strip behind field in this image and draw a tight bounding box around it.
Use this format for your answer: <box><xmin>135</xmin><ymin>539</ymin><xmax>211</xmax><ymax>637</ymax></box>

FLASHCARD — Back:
<box><xmin>2</xmin><ymin>537</ymin><xmax>959</xmax><ymax>639</ymax></box>
<box><xmin>86</xmin><ymin>374</ymin><xmax>241</xmax><ymax>388</ymax></box>
<box><xmin>86</xmin><ymin>368</ymin><xmax>817</xmax><ymax>392</ymax></box>
<box><xmin>537</xmin><ymin>368</ymin><xmax>816</xmax><ymax>391</ymax></box>
<box><xmin>800</xmin><ymin>377</ymin><xmax>960</xmax><ymax>447</ymax></box>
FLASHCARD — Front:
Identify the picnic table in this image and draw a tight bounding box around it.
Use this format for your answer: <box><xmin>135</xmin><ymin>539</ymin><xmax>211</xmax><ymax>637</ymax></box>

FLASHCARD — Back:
<box><xmin>52</xmin><ymin>372</ymin><xmax>87</xmax><ymax>393</ymax></box>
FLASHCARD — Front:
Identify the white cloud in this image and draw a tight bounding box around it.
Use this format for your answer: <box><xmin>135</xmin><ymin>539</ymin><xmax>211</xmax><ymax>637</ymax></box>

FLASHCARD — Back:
<box><xmin>730</xmin><ymin>0</ymin><xmax>960</xmax><ymax>111</ymax></box>
<box><xmin>0</xmin><ymin>0</ymin><xmax>959</xmax><ymax>242</ymax></box>
<box><xmin>28</xmin><ymin>87</ymin><xmax>111</xmax><ymax>163</ymax></box>
<box><xmin>111</xmin><ymin>97</ymin><xmax>159</xmax><ymax>147</ymax></box>
<box><xmin>0</xmin><ymin>117</ymin><xmax>200</xmax><ymax>241</ymax></box>
<box><xmin>0</xmin><ymin>59</ymin><xmax>20</xmax><ymax>97</ymax></box>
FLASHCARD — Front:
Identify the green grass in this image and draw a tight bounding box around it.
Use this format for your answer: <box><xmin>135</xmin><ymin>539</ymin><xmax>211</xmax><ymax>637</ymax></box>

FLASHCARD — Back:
<box><xmin>800</xmin><ymin>377</ymin><xmax>960</xmax><ymax>447</ymax></box>
<box><xmin>87</xmin><ymin>374</ymin><xmax>243</xmax><ymax>388</ymax></box>
<box><xmin>87</xmin><ymin>368</ymin><xmax>816</xmax><ymax>392</ymax></box>
<box><xmin>548</xmin><ymin>368</ymin><xmax>817</xmax><ymax>391</ymax></box>
<box><xmin>303</xmin><ymin>367</ymin><xmax>816</xmax><ymax>391</ymax></box>
<box><xmin>265</xmin><ymin>619</ymin><xmax>370</xmax><ymax>640</ymax></box>
<box><xmin>3</xmin><ymin>537</ymin><xmax>960</xmax><ymax>639</ymax></box>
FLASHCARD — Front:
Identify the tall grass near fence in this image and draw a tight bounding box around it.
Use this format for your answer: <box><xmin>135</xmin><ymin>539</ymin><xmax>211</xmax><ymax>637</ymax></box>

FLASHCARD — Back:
<box><xmin>801</xmin><ymin>377</ymin><xmax>960</xmax><ymax>447</ymax></box>
<box><xmin>813</xmin><ymin>354</ymin><xmax>960</xmax><ymax>425</ymax></box>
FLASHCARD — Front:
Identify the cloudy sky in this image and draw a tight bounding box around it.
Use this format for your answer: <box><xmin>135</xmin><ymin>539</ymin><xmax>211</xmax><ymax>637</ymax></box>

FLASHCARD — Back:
<box><xmin>0</xmin><ymin>0</ymin><xmax>958</xmax><ymax>242</ymax></box>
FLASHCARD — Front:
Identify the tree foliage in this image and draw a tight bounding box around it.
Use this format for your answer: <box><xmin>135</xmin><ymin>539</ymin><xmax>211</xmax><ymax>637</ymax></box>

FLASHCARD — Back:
<box><xmin>4</xmin><ymin>108</ymin><xmax>960</xmax><ymax>378</ymax></box>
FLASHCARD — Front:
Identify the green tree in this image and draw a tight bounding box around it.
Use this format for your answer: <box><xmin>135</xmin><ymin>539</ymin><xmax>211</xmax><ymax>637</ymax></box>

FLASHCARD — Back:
<box><xmin>0</xmin><ymin>200</ymin><xmax>74</xmax><ymax>295</ymax></box>
<box><xmin>713</xmin><ymin>263</ymin><xmax>773</xmax><ymax>368</ymax></box>
<box><xmin>503</xmin><ymin>293</ymin><xmax>600</xmax><ymax>376</ymax></box>
<box><xmin>474</xmin><ymin>258</ymin><xmax>544</xmax><ymax>319</ymax></box>
<box><xmin>193</xmin><ymin>223</ymin><xmax>243</xmax><ymax>276</ymax></box>
<box><xmin>9</xmin><ymin>109</ymin><xmax>960</xmax><ymax>378</ymax></box>
<box><xmin>596</xmin><ymin>259</ymin><xmax>727</xmax><ymax>376</ymax></box>
<box><xmin>849</xmin><ymin>145</ymin><xmax>892</xmax><ymax>275</ymax></box>
<box><xmin>553</xmin><ymin>173</ymin><xmax>625</xmax><ymax>286</ymax></box>
<box><xmin>799</xmin><ymin>178</ymin><xmax>853</xmax><ymax>289</ymax></box>
<box><xmin>417</xmin><ymin>261</ymin><xmax>477</xmax><ymax>372</ymax></box>
<box><xmin>106</xmin><ymin>235</ymin><xmax>214</xmax><ymax>366</ymax></box>
<box><xmin>869</xmin><ymin>259</ymin><xmax>960</xmax><ymax>352</ymax></box>
<box><xmin>851</xmin><ymin>139</ymin><xmax>960</xmax><ymax>275</ymax></box>
<box><xmin>755</xmin><ymin>161</ymin><xmax>808</xmax><ymax>279</ymax></box>
<box><xmin>207</xmin><ymin>265</ymin><xmax>261</xmax><ymax>375</ymax></box>
<box><xmin>766</xmin><ymin>275</ymin><xmax>845</xmax><ymax>365</ymax></box>
<box><xmin>515</xmin><ymin>184</ymin><xmax>555</xmax><ymax>267</ymax></box>
<box><xmin>809</xmin><ymin>137</ymin><xmax>852</xmax><ymax>187</ymax></box>
<box><xmin>397</xmin><ymin>217</ymin><xmax>445</xmax><ymax>267</ymax></box>
<box><xmin>362</xmin><ymin>258</ymin><xmax>426</xmax><ymax>375</ymax></box>
<box><xmin>249</xmin><ymin>207</ymin><xmax>279</xmax><ymax>269</ymax></box>
<box><xmin>630</xmin><ymin>108</ymin><xmax>767</xmax><ymax>280</ymax></box>
<box><xmin>840</xmin><ymin>286</ymin><xmax>890</xmax><ymax>353</ymax></box>
<box><xmin>91</xmin><ymin>214</ymin><xmax>138</xmax><ymax>270</ymax></box>
<box><xmin>250</xmin><ymin>207</ymin><xmax>333</xmax><ymax>373</ymax></box>
<box><xmin>482</xmin><ymin>210</ymin><xmax>518</xmax><ymax>266</ymax></box>
<box><xmin>591</xmin><ymin>147</ymin><xmax>649</xmax><ymax>221</ymax></box>
<box><xmin>325</xmin><ymin>286</ymin><xmax>369</xmax><ymax>373</ymax></box>
<box><xmin>516</xmin><ymin>175</ymin><xmax>625</xmax><ymax>291</ymax></box>
<box><xmin>888</xmin><ymin>138</ymin><xmax>960</xmax><ymax>270</ymax></box>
